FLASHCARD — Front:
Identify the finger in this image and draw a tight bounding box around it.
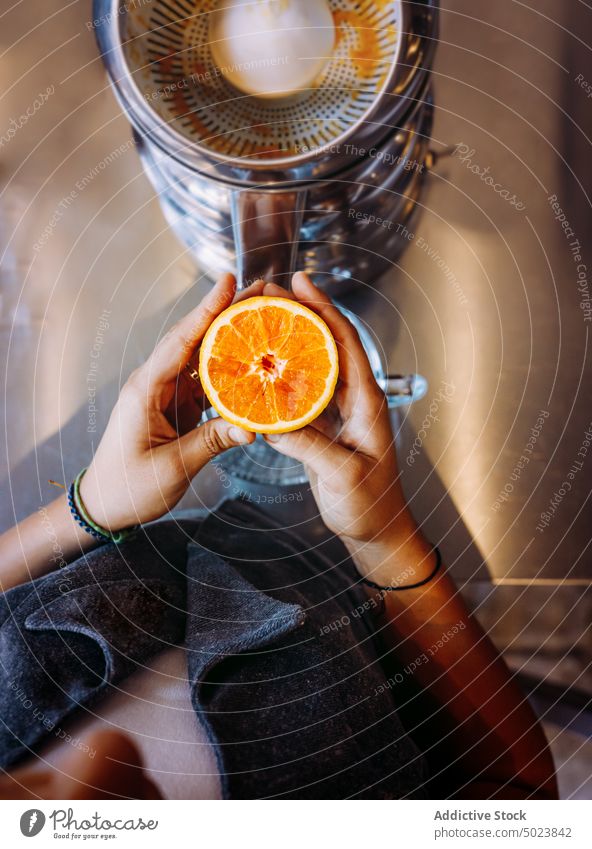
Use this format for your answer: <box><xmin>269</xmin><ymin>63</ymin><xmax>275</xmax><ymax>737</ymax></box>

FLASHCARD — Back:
<box><xmin>165</xmin><ymin>386</ymin><xmax>204</xmax><ymax>436</ymax></box>
<box><xmin>148</xmin><ymin>277</ymin><xmax>267</xmax><ymax>391</ymax></box>
<box><xmin>185</xmin><ymin>277</ymin><xmax>266</xmax><ymax>366</ymax></box>
<box><xmin>308</xmin><ymin>402</ymin><xmax>342</xmax><ymax>440</ymax></box>
<box><xmin>291</xmin><ymin>272</ymin><xmax>377</xmax><ymax>391</ymax></box>
<box><xmin>176</xmin><ymin>417</ymin><xmax>255</xmax><ymax>477</ymax></box>
<box><xmin>264</xmin><ymin>425</ymin><xmax>355</xmax><ymax>483</ymax></box>
<box><xmin>262</xmin><ymin>282</ymin><xmax>297</xmax><ymax>300</ymax></box>
<box><xmin>291</xmin><ymin>273</ymin><xmax>386</xmax><ymax>452</ymax></box>
<box><xmin>178</xmin><ymin>278</ymin><xmax>265</xmax><ymax>393</ymax></box>
<box><xmin>141</xmin><ymin>273</ymin><xmax>237</xmax><ymax>389</ymax></box>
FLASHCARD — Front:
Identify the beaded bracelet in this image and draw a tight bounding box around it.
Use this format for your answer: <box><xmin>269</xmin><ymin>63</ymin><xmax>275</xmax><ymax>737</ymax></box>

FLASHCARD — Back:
<box><xmin>68</xmin><ymin>468</ymin><xmax>138</xmax><ymax>545</ymax></box>
<box><xmin>359</xmin><ymin>545</ymin><xmax>443</xmax><ymax>592</ymax></box>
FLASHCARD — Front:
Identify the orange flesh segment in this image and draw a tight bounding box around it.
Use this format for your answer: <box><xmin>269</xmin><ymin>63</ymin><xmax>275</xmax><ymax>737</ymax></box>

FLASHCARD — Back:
<box><xmin>199</xmin><ymin>297</ymin><xmax>339</xmax><ymax>433</ymax></box>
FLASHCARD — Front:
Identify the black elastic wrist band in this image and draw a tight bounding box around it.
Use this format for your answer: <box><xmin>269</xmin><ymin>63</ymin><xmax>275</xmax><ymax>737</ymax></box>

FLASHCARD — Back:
<box><xmin>359</xmin><ymin>545</ymin><xmax>442</xmax><ymax>592</ymax></box>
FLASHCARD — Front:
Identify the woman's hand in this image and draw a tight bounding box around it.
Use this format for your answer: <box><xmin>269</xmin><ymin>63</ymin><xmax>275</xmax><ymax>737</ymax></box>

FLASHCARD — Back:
<box><xmin>79</xmin><ymin>274</ymin><xmax>258</xmax><ymax>532</ymax></box>
<box><xmin>264</xmin><ymin>272</ymin><xmax>433</xmax><ymax>585</ymax></box>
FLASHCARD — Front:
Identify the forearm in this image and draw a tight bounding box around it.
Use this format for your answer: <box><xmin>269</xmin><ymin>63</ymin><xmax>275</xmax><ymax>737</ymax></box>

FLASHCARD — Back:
<box><xmin>0</xmin><ymin>494</ymin><xmax>98</xmax><ymax>593</ymax></box>
<box><xmin>352</xmin><ymin>533</ymin><xmax>557</xmax><ymax>799</ymax></box>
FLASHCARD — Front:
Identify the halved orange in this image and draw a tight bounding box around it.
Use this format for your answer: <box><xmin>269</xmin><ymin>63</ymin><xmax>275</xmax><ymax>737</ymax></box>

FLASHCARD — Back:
<box><xmin>199</xmin><ymin>296</ymin><xmax>339</xmax><ymax>434</ymax></box>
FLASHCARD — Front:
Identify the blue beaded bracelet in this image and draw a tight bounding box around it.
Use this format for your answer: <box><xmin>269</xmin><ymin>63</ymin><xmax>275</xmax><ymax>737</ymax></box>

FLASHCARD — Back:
<box><xmin>67</xmin><ymin>469</ymin><xmax>138</xmax><ymax>544</ymax></box>
<box><xmin>67</xmin><ymin>482</ymin><xmax>108</xmax><ymax>542</ymax></box>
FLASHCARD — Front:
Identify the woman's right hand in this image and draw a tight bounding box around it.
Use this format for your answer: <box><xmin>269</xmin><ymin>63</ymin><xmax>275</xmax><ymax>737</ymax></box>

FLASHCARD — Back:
<box><xmin>264</xmin><ymin>272</ymin><xmax>433</xmax><ymax>585</ymax></box>
<box><xmin>79</xmin><ymin>275</ymin><xmax>258</xmax><ymax>533</ymax></box>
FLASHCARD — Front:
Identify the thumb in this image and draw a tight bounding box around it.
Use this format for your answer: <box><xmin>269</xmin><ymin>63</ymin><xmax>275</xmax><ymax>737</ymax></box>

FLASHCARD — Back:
<box><xmin>177</xmin><ymin>418</ymin><xmax>254</xmax><ymax>476</ymax></box>
<box><xmin>265</xmin><ymin>426</ymin><xmax>352</xmax><ymax>480</ymax></box>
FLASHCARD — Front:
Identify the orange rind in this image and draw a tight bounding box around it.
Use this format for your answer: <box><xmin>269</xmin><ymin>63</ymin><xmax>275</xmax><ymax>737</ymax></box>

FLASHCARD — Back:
<box><xmin>199</xmin><ymin>296</ymin><xmax>339</xmax><ymax>433</ymax></box>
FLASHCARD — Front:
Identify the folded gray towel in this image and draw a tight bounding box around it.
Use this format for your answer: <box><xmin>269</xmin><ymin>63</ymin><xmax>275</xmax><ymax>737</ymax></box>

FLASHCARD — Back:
<box><xmin>0</xmin><ymin>500</ymin><xmax>429</xmax><ymax>799</ymax></box>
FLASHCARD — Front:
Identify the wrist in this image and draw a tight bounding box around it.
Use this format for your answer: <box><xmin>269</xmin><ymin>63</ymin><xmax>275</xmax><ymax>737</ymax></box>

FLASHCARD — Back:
<box><xmin>344</xmin><ymin>523</ymin><xmax>434</xmax><ymax>587</ymax></box>
<box><xmin>77</xmin><ymin>468</ymin><xmax>136</xmax><ymax>536</ymax></box>
<box><xmin>78</xmin><ymin>468</ymin><xmax>113</xmax><ymax>531</ymax></box>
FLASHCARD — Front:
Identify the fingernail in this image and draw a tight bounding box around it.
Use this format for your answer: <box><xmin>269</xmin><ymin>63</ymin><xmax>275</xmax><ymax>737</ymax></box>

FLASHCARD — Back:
<box><xmin>229</xmin><ymin>426</ymin><xmax>251</xmax><ymax>444</ymax></box>
<box><xmin>265</xmin><ymin>433</ymin><xmax>281</xmax><ymax>443</ymax></box>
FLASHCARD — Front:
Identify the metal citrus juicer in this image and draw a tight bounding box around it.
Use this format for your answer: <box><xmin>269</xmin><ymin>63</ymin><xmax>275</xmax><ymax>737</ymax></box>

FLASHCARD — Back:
<box><xmin>93</xmin><ymin>0</ymin><xmax>438</xmax><ymax>485</ymax></box>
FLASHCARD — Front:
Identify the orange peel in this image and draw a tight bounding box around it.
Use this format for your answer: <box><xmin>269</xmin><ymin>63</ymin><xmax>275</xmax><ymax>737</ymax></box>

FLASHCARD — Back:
<box><xmin>199</xmin><ymin>296</ymin><xmax>339</xmax><ymax>434</ymax></box>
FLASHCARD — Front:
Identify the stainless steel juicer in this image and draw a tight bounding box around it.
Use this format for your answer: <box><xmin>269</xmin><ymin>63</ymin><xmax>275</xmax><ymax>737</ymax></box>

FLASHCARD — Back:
<box><xmin>94</xmin><ymin>0</ymin><xmax>438</xmax><ymax>290</ymax></box>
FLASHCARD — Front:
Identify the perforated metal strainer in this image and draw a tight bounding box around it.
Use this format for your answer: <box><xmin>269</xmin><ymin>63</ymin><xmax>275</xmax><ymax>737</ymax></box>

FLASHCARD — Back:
<box><xmin>97</xmin><ymin>0</ymin><xmax>408</xmax><ymax>181</ymax></box>
<box><xmin>123</xmin><ymin>0</ymin><xmax>402</xmax><ymax>164</ymax></box>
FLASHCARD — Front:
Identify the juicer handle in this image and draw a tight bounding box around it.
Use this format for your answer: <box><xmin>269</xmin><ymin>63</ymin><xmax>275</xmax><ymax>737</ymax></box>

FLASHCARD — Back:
<box><xmin>377</xmin><ymin>373</ymin><xmax>429</xmax><ymax>409</ymax></box>
<box><xmin>230</xmin><ymin>189</ymin><xmax>307</xmax><ymax>289</ymax></box>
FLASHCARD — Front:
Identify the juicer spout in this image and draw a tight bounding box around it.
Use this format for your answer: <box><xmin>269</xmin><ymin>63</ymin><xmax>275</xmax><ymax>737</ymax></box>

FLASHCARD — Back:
<box><xmin>230</xmin><ymin>189</ymin><xmax>307</xmax><ymax>289</ymax></box>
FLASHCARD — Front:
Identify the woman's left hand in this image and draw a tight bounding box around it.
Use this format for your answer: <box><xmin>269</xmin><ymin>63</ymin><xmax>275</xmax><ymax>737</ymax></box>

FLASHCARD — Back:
<box><xmin>79</xmin><ymin>274</ymin><xmax>258</xmax><ymax>532</ymax></box>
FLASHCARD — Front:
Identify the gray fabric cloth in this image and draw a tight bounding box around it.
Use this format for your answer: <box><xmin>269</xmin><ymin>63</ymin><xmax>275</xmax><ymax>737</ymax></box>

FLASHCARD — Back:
<box><xmin>0</xmin><ymin>500</ymin><xmax>430</xmax><ymax>799</ymax></box>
